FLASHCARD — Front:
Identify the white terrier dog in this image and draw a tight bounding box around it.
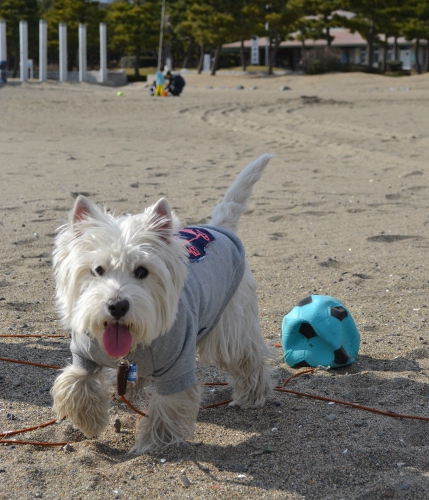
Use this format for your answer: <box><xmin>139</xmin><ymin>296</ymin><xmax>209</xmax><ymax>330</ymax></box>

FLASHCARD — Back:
<box><xmin>51</xmin><ymin>154</ymin><xmax>273</xmax><ymax>454</ymax></box>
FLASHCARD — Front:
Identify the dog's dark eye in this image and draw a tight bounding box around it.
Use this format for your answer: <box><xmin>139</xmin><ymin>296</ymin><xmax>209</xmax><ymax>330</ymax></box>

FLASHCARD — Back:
<box><xmin>134</xmin><ymin>266</ymin><xmax>149</xmax><ymax>280</ymax></box>
<box><xmin>91</xmin><ymin>266</ymin><xmax>105</xmax><ymax>277</ymax></box>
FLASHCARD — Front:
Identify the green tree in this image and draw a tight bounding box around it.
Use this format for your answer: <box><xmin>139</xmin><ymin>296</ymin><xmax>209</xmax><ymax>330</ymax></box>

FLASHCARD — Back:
<box><xmin>294</xmin><ymin>19</ymin><xmax>316</xmax><ymax>48</ymax></box>
<box><xmin>234</xmin><ymin>1</ymin><xmax>266</xmax><ymax>71</ymax></box>
<box><xmin>107</xmin><ymin>0</ymin><xmax>161</xmax><ymax>78</ymax></box>
<box><xmin>401</xmin><ymin>0</ymin><xmax>429</xmax><ymax>73</ymax></box>
<box><xmin>304</xmin><ymin>0</ymin><xmax>342</xmax><ymax>47</ymax></box>
<box><xmin>179</xmin><ymin>0</ymin><xmax>236</xmax><ymax>75</ymax></box>
<box><xmin>166</xmin><ymin>0</ymin><xmax>196</xmax><ymax>69</ymax></box>
<box><xmin>375</xmin><ymin>1</ymin><xmax>408</xmax><ymax>72</ymax></box>
<box><xmin>294</xmin><ymin>0</ymin><xmax>343</xmax><ymax>46</ymax></box>
<box><xmin>264</xmin><ymin>0</ymin><xmax>301</xmax><ymax>75</ymax></box>
<box><xmin>341</xmin><ymin>0</ymin><xmax>390</xmax><ymax>68</ymax></box>
<box><xmin>285</xmin><ymin>0</ymin><xmax>314</xmax><ymax>68</ymax></box>
<box><xmin>0</xmin><ymin>0</ymin><xmax>40</xmax><ymax>76</ymax></box>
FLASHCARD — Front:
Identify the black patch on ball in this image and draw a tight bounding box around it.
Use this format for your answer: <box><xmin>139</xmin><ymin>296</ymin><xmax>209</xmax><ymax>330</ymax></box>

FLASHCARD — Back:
<box><xmin>296</xmin><ymin>296</ymin><xmax>313</xmax><ymax>307</ymax></box>
<box><xmin>293</xmin><ymin>360</ymin><xmax>311</xmax><ymax>368</ymax></box>
<box><xmin>330</xmin><ymin>306</ymin><xmax>348</xmax><ymax>321</ymax></box>
<box><xmin>299</xmin><ymin>322</ymin><xmax>317</xmax><ymax>339</ymax></box>
<box><xmin>334</xmin><ymin>347</ymin><xmax>349</xmax><ymax>365</ymax></box>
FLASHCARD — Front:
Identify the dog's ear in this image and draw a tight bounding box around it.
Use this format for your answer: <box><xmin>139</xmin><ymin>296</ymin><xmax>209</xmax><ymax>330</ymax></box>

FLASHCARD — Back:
<box><xmin>71</xmin><ymin>195</ymin><xmax>101</xmax><ymax>225</ymax></box>
<box><xmin>151</xmin><ymin>198</ymin><xmax>173</xmax><ymax>240</ymax></box>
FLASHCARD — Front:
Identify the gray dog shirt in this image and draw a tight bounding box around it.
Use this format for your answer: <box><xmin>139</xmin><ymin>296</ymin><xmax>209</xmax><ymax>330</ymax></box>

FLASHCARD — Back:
<box><xmin>70</xmin><ymin>226</ymin><xmax>246</xmax><ymax>395</ymax></box>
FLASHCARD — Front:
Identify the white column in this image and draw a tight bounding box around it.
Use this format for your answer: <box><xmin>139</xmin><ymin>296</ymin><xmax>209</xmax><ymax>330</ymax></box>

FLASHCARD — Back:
<box><xmin>39</xmin><ymin>20</ymin><xmax>47</xmax><ymax>82</ymax></box>
<box><xmin>59</xmin><ymin>22</ymin><xmax>67</xmax><ymax>82</ymax></box>
<box><xmin>265</xmin><ymin>37</ymin><xmax>269</xmax><ymax>66</ymax></box>
<box><xmin>20</xmin><ymin>20</ymin><xmax>28</xmax><ymax>82</ymax></box>
<box><xmin>203</xmin><ymin>54</ymin><xmax>210</xmax><ymax>72</ymax></box>
<box><xmin>0</xmin><ymin>19</ymin><xmax>6</xmax><ymax>62</ymax></box>
<box><xmin>251</xmin><ymin>36</ymin><xmax>259</xmax><ymax>65</ymax></box>
<box><xmin>78</xmin><ymin>24</ymin><xmax>87</xmax><ymax>82</ymax></box>
<box><xmin>0</xmin><ymin>19</ymin><xmax>6</xmax><ymax>83</ymax></box>
<box><xmin>99</xmin><ymin>22</ymin><xmax>107</xmax><ymax>84</ymax></box>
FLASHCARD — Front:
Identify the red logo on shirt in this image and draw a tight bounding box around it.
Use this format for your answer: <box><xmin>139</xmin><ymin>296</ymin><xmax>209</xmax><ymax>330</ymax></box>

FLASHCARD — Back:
<box><xmin>177</xmin><ymin>227</ymin><xmax>215</xmax><ymax>261</ymax></box>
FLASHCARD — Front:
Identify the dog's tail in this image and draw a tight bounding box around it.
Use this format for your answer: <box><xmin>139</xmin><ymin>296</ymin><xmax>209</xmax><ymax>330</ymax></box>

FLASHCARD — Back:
<box><xmin>210</xmin><ymin>154</ymin><xmax>273</xmax><ymax>233</ymax></box>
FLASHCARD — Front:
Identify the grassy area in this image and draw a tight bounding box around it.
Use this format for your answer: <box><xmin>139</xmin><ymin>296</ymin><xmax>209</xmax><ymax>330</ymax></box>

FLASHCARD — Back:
<box><xmin>227</xmin><ymin>65</ymin><xmax>283</xmax><ymax>73</ymax></box>
<box><xmin>384</xmin><ymin>70</ymin><xmax>412</xmax><ymax>77</ymax></box>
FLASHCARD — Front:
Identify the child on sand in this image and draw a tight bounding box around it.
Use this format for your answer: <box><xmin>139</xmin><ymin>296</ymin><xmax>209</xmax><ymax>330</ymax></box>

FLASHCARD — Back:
<box><xmin>154</xmin><ymin>67</ymin><xmax>165</xmax><ymax>97</ymax></box>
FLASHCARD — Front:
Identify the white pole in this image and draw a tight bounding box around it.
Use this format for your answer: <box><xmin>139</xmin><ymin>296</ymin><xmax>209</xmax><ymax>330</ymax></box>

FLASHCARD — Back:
<box><xmin>203</xmin><ymin>54</ymin><xmax>210</xmax><ymax>72</ymax></box>
<box><xmin>0</xmin><ymin>19</ymin><xmax>6</xmax><ymax>83</ymax></box>
<box><xmin>265</xmin><ymin>37</ymin><xmax>269</xmax><ymax>67</ymax></box>
<box><xmin>79</xmin><ymin>23</ymin><xmax>87</xmax><ymax>82</ymax></box>
<box><xmin>59</xmin><ymin>22</ymin><xmax>67</xmax><ymax>82</ymax></box>
<box><xmin>20</xmin><ymin>20</ymin><xmax>28</xmax><ymax>82</ymax></box>
<box><xmin>0</xmin><ymin>19</ymin><xmax>6</xmax><ymax>62</ymax></box>
<box><xmin>99</xmin><ymin>22</ymin><xmax>107</xmax><ymax>84</ymax></box>
<box><xmin>39</xmin><ymin>20</ymin><xmax>47</xmax><ymax>82</ymax></box>
<box><xmin>157</xmin><ymin>0</ymin><xmax>166</xmax><ymax>69</ymax></box>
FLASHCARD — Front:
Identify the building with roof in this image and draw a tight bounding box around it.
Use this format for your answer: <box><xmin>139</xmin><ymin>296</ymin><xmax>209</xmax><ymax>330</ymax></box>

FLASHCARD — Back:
<box><xmin>223</xmin><ymin>27</ymin><xmax>428</xmax><ymax>73</ymax></box>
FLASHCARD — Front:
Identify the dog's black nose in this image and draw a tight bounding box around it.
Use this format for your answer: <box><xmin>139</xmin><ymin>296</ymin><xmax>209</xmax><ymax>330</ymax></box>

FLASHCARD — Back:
<box><xmin>108</xmin><ymin>299</ymin><xmax>129</xmax><ymax>319</ymax></box>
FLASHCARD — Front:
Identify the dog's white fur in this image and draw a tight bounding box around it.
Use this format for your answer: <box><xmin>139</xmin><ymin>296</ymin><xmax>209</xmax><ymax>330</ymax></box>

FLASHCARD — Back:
<box><xmin>51</xmin><ymin>154</ymin><xmax>273</xmax><ymax>454</ymax></box>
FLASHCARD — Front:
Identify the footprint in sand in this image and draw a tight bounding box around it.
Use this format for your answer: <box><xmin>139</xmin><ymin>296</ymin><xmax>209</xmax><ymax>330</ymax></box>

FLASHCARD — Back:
<box><xmin>367</xmin><ymin>235</ymin><xmax>422</xmax><ymax>243</ymax></box>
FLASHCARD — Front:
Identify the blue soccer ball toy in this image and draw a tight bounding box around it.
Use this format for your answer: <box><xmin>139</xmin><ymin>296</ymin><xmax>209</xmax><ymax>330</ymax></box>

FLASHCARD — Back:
<box><xmin>282</xmin><ymin>295</ymin><xmax>360</xmax><ymax>369</ymax></box>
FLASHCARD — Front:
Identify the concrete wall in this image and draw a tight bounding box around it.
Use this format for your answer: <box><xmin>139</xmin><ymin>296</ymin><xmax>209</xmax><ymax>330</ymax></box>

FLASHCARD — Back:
<box><xmin>4</xmin><ymin>69</ymin><xmax>127</xmax><ymax>86</ymax></box>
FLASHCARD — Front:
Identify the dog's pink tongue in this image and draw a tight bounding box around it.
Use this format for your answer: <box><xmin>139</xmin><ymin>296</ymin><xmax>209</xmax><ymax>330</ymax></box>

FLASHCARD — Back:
<box><xmin>102</xmin><ymin>323</ymin><xmax>132</xmax><ymax>358</ymax></box>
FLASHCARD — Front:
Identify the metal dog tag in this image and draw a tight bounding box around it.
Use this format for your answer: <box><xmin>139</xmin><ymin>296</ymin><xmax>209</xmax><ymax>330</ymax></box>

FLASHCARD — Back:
<box><xmin>127</xmin><ymin>363</ymin><xmax>137</xmax><ymax>382</ymax></box>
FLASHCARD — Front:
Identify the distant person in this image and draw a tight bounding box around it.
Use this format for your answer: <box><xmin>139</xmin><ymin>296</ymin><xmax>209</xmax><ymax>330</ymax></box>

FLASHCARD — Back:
<box><xmin>165</xmin><ymin>71</ymin><xmax>186</xmax><ymax>96</ymax></box>
<box><xmin>154</xmin><ymin>67</ymin><xmax>165</xmax><ymax>96</ymax></box>
<box><xmin>165</xmin><ymin>70</ymin><xmax>173</xmax><ymax>91</ymax></box>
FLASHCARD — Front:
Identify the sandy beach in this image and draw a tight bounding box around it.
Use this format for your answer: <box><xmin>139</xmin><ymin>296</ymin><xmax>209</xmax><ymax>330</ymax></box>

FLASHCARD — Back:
<box><xmin>2</xmin><ymin>70</ymin><xmax>429</xmax><ymax>499</ymax></box>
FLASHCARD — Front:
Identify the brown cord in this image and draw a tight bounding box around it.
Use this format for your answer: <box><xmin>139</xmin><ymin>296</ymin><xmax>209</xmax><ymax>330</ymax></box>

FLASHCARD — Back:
<box><xmin>0</xmin><ymin>440</ymin><xmax>70</xmax><ymax>447</ymax></box>
<box><xmin>200</xmin><ymin>381</ymin><xmax>231</xmax><ymax>408</ymax></box>
<box><xmin>120</xmin><ymin>395</ymin><xmax>146</xmax><ymax>417</ymax></box>
<box><xmin>274</xmin><ymin>386</ymin><xmax>429</xmax><ymax>421</ymax></box>
<box><xmin>201</xmin><ymin>399</ymin><xmax>234</xmax><ymax>409</ymax></box>
<box><xmin>2</xmin><ymin>352</ymin><xmax>429</xmax><ymax>448</ymax></box>
<box><xmin>0</xmin><ymin>356</ymin><xmax>67</xmax><ymax>447</ymax></box>
<box><xmin>273</xmin><ymin>367</ymin><xmax>429</xmax><ymax>421</ymax></box>
<box><xmin>119</xmin><ymin>385</ymin><xmax>233</xmax><ymax>415</ymax></box>
<box><xmin>0</xmin><ymin>357</ymin><xmax>62</xmax><ymax>370</ymax></box>
<box><xmin>0</xmin><ymin>334</ymin><xmax>70</xmax><ymax>338</ymax></box>
<box><xmin>198</xmin><ymin>370</ymin><xmax>317</xmax><ymax>410</ymax></box>
<box><xmin>0</xmin><ymin>419</ymin><xmax>70</xmax><ymax>448</ymax></box>
<box><xmin>0</xmin><ymin>419</ymin><xmax>59</xmax><ymax>439</ymax></box>
<box><xmin>280</xmin><ymin>367</ymin><xmax>317</xmax><ymax>383</ymax></box>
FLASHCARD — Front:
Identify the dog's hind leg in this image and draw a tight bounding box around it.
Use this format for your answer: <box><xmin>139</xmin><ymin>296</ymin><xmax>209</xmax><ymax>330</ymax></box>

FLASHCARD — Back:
<box><xmin>51</xmin><ymin>365</ymin><xmax>110</xmax><ymax>437</ymax></box>
<box><xmin>198</xmin><ymin>266</ymin><xmax>274</xmax><ymax>408</ymax></box>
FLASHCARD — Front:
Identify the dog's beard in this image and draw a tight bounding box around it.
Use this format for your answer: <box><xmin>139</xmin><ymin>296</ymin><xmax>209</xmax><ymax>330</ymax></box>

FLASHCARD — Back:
<box><xmin>69</xmin><ymin>270</ymin><xmax>179</xmax><ymax>354</ymax></box>
<box><xmin>53</xmin><ymin>199</ymin><xmax>188</xmax><ymax>356</ymax></box>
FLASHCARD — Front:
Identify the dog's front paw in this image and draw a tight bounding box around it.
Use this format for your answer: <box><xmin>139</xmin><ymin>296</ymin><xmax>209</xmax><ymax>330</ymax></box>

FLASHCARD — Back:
<box><xmin>129</xmin><ymin>432</ymin><xmax>165</xmax><ymax>455</ymax></box>
<box><xmin>129</xmin><ymin>417</ymin><xmax>190</xmax><ymax>455</ymax></box>
<box><xmin>129</xmin><ymin>385</ymin><xmax>202</xmax><ymax>455</ymax></box>
<box><xmin>51</xmin><ymin>365</ymin><xmax>110</xmax><ymax>438</ymax></box>
<box><xmin>129</xmin><ymin>407</ymin><xmax>188</xmax><ymax>455</ymax></box>
<box><xmin>228</xmin><ymin>398</ymin><xmax>267</xmax><ymax>409</ymax></box>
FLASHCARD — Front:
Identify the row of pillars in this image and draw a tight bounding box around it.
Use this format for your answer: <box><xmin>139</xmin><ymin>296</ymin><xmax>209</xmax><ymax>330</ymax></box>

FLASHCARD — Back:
<box><xmin>0</xmin><ymin>19</ymin><xmax>107</xmax><ymax>83</ymax></box>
